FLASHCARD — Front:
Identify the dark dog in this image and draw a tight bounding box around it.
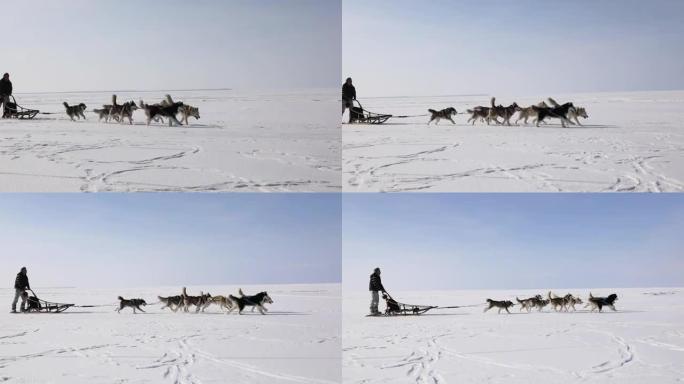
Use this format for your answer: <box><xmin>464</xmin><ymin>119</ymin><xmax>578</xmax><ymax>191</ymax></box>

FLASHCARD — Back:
<box><xmin>63</xmin><ymin>102</ymin><xmax>87</xmax><ymax>121</ymax></box>
<box><xmin>227</xmin><ymin>288</ymin><xmax>273</xmax><ymax>315</ymax></box>
<box><xmin>484</xmin><ymin>298</ymin><xmax>514</xmax><ymax>314</ymax></box>
<box><xmin>586</xmin><ymin>293</ymin><xmax>618</xmax><ymax>312</ymax></box>
<box><xmin>382</xmin><ymin>293</ymin><xmax>401</xmax><ymax>315</ymax></box>
<box><xmin>428</xmin><ymin>107</ymin><xmax>457</xmax><ymax>125</ymax></box>
<box><xmin>489</xmin><ymin>97</ymin><xmax>520</xmax><ymax>126</ymax></box>
<box><xmin>532</xmin><ymin>98</ymin><xmax>575</xmax><ymax>127</ymax></box>
<box><xmin>158</xmin><ymin>295</ymin><xmax>183</xmax><ymax>312</ymax></box>
<box><xmin>139</xmin><ymin>99</ymin><xmax>184</xmax><ymax>126</ymax></box>
<box><xmin>117</xmin><ymin>296</ymin><xmax>147</xmax><ymax>313</ymax></box>
<box><xmin>467</xmin><ymin>106</ymin><xmax>491</xmax><ymax>125</ymax></box>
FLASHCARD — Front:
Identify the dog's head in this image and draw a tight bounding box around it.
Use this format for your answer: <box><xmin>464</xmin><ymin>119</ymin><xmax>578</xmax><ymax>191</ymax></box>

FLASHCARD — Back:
<box><xmin>138</xmin><ymin>299</ymin><xmax>148</xmax><ymax>306</ymax></box>
<box><xmin>260</xmin><ymin>292</ymin><xmax>273</xmax><ymax>304</ymax></box>
<box><xmin>78</xmin><ymin>103</ymin><xmax>87</xmax><ymax>111</ymax></box>
<box><xmin>577</xmin><ymin>107</ymin><xmax>588</xmax><ymax>118</ymax></box>
<box><xmin>606</xmin><ymin>294</ymin><xmax>618</xmax><ymax>304</ymax></box>
<box><xmin>188</xmin><ymin>106</ymin><xmax>200</xmax><ymax>119</ymax></box>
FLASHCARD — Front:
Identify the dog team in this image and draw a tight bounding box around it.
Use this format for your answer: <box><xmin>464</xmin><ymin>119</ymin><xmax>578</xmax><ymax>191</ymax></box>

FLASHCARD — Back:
<box><xmin>427</xmin><ymin>97</ymin><xmax>588</xmax><ymax>127</ymax></box>
<box><xmin>62</xmin><ymin>94</ymin><xmax>200</xmax><ymax>126</ymax></box>
<box><xmin>484</xmin><ymin>291</ymin><xmax>618</xmax><ymax>314</ymax></box>
<box><xmin>116</xmin><ymin>287</ymin><xmax>274</xmax><ymax>315</ymax></box>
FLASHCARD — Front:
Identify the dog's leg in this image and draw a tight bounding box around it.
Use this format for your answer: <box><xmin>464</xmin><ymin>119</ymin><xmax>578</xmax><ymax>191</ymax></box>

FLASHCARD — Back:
<box><xmin>137</xmin><ymin>306</ymin><xmax>145</xmax><ymax>313</ymax></box>
<box><xmin>448</xmin><ymin>117</ymin><xmax>455</xmax><ymax>125</ymax></box>
<box><xmin>505</xmin><ymin>307</ymin><xmax>511</xmax><ymax>314</ymax></box>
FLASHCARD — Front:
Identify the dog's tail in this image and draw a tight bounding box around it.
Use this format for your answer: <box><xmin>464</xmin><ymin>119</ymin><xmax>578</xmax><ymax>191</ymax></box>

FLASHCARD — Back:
<box><xmin>548</xmin><ymin>291</ymin><xmax>554</xmax><ymax>300</ymax></box>
<box><xmin>117</xmin><ymin>296</ymin><xmax>124</xmax><ymax>301</ymax></box>
<box><xmin>112</xmin><ymin>94</ymin><xmax>118</xmax><ymax>106</ymax></box>
<box><xmin>589</xmin><ymin>292</ymin><xmax>594</xmax><ymax>299</ymax></box>
<box><xmin>547</xmin><ymin>97</ymin><xmax>560</xmax><ymax>107</ymax></box>
<box><xmin>238</xmin><ymin>288</ymin><xmax>245</xmax><ymax>297</ymax></box>
<box><xmin>516</xmin><ymin>297</ymin><xmax>523</xmax><ymax>304</ymax></box>
<box><xmin>490</xmin><ymin>97</ymin><xmax>496</xmax><ymax>108</ymax></box>
<box><xmin>182</xmin><ymin>287</ymin><xmax>187</xmax><ymax>298</ymax></box>
<box><xmin>63</xmin><ymin>102</ymin><xmax>69</xmax><ymax>108</ymax></box>
<box><xmin>165</xmin><ymin>94</ymin><xmax>174</xmax><ymax>105</ymax></box>
<box><xmin>428</xmin><ymin>109</ymin><xmax>437</xmax><ymax>114</ymax></box>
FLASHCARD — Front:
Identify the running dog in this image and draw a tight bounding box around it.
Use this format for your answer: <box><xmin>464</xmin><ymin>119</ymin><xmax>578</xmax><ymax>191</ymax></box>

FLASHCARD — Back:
<box><xmin>516</xmin><ymin>101</ymin><xmax>549</xmax><ymax>125</ymax></box>
<box><xmin>533</xmin><ymin>98</ymin><xmax>576</xmax><ymax>127</ymax></box>
<box><xmin>118</xmin><ymin>101</ymin><xmax>138</xmax><ymax>125</ymax></box>
<box><xmin>93</xmin><ymin>106</ymin><xmax>115</xmax><ymax>122</ymax></box>
<box><xmin>179</xmin><ymin>104</ymin><xmax>200</xmax><ymax>125</ymax></box>
<box><xmin>548</xmin><ymin>291</ymin><xmax>568</xmax><ymax>311</ymax></box>
<box><xmin>585</xmin><ymin>293</ymin><xmax>618</xmax><ymax>312</ymax></box>
<box><xmin>547</xmin><ymin>98</ymin><xmax>588</xmax><ymax>126</ymax></box>
<box><xmin>489</xmin><ymin>97</ymin><xmax>520</xmax><ymax>126</ymax></box>
<box><xmin>484</xmin><ymin>298</ymin><xmax>514</xmax><ymax>314</ymax></box>
<box><xmin>227</xmin><ymin>288</ymin><xmax>273</xmax><ymax>315</ymax></box>
<box><xmin>117</xmin><ymin>296</ymin><xmax>147</xmax><ymax>313</ymax></box>
<box><xmin>565</xmin><ymin>294</ymin><xmax>583</xmax><ymax>311</ymax></box>
<box><xmin>181</xmin><ymin>287</ymin><xmax>212</xmax><ymax>313</ymax></box>
<box><xmin>139</xmin><ymin>99</ymin><xmax>184</xmax><ymax>126</ymax></box>
<box><xmin>567</xmin><ymin>106</ymin><xmax>588</xmax><ymax>126</ymax></box>
<box><xmin>427</xmin><ymin>107</ymin><xmax>457</xmax><ymax>125</ymax></box>
<box><xmin>534</xmin><ymin>298</ymin><xmax>550</xmax><ymax>312</ymax></box>
<box><xmin>158</xmin><ymin>295</ymin><xmax>183</xmax><ymax>312</ymax></box>
<box><xmin>63</xmin><ymin>102</ymin><xmax>87</xmax><ymax>121</ymax></box>
<box><xmin>516</xmin><ymin>295</ymin><xmax>543</xmax><ymax>313</ymax></box>
<box><xmin>204</xmin><ymin>295</ymin><xmax>234</xmax><ymax>312</ymax></box>
<box><xmin>466</xmin><ymin>106</ymin><xmax>492</xmax><ymax>125</ymax></box>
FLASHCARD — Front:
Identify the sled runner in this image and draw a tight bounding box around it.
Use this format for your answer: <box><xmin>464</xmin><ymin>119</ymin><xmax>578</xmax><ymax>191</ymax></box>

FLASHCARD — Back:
<box><xmin>3</xmin><ymin>95</ymin><xmax>40</xmax><ymax>119</ymax></box>
<box><xmin>23</xmin><ymin>291</ymin><xmax>74</xmax><ymax>313</ymax></box>
<box><xmin>348</xmin><ymin>100</ymin><xmax>392</xmax><ymax>125</ymax></box>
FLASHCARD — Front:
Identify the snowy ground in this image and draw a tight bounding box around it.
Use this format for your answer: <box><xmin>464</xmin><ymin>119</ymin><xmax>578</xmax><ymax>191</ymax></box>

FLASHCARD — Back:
<box><xmin>0</xmin><ymin>89</ymin><xmax>340</xmax><ymax>192</ymax></box>
<box><xmin>343</xmin><ymin>288</ymin><xmax>684</xmax><ymax>383</ymax></box>
<box><xmin>0</xmin><ymin>284</ymin><xmax>340</xmax><ymax>384</ymax></box>
<box><xmin>343</xmin><ymin>91</ymin><xmax>684</xmax><ymax>192</ymax></box>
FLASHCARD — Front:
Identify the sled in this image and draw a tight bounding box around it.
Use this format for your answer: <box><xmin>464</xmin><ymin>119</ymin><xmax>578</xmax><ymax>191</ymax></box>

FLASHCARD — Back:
<box><xmin>380</xmin><ymin>293</ymin><xmax>437</xmax><ymax>316</ymax></box>
<box><xmin>3</xmin><ymin>95</ymin><xmax>40</xmax><ymax>119</ymax></box>
<box><xmin>347</xmin><ymin>100</ymin><xmax>392</xmax><ymax>125</ymax></box>
<box><xmin>23</xmin><ymin>292</ymin><xmax>74</xmax><ymax>313</ymax></box>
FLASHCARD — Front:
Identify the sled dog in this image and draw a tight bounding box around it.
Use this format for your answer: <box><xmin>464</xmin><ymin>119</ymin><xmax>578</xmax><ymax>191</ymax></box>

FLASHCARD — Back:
<box><xmin>117</xmin><ymin>296</ymin><xmax>147</xmax><ymax>313</ymax></box>
<box><xmin>427</xmin><ymin>107</ymin><xmax>457</xmax><ymax>125</ymax></box>
<box><xmin>585</xmin><ymin>293</ymin><xmax>618</xmax><ymax>312</ymax></box>
<box><xmin>227</xmin><ymin>288</ymin><xmax>273</xmax><ymax>315</ymax></box>
<box><xmin>484</xmin><ymin>298</ymin><xmax>514</xmax><ymax>314</ymax></box>
<box><xmin>63</xmin><ymin>102</ymin><xmax>87</xmax><ymax>121</ymax></box>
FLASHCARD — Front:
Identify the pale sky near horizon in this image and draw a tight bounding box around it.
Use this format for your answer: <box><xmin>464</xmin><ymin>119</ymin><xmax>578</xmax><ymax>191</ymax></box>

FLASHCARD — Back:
<box><xmin>3</xmin><ymin>0</ymin><xmax>341</xmax><ymax>93</ymax></box>
<box><xmin>343</xmin><ymin>0</ymin><xmax>684</xmax><ymax>97</ymax></box>
<box><xmin>343</xmin><ymin>194</ymin><xmax>684</xmax><ymax>291</ymax></box>
<box><xmin>0</xmin><ymin>194</ymin><xmax>341</xmax><ymax>288</ymax></box>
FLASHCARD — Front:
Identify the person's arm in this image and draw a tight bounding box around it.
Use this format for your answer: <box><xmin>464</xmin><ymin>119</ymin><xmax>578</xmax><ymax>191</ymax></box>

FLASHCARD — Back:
<box><xmin>8</xmin><ymin>82</ymin><xmax>12</xmax><ymax>96</ymax></box>
<box><xmin>352</xmin><ymin>87</ymin><xmax>356</xmax><ymax>100</ymax></box>
<box><xmin>25</xmin><ymin>276</ymin><xmax>30</xmax><ymax>290</ymax></box>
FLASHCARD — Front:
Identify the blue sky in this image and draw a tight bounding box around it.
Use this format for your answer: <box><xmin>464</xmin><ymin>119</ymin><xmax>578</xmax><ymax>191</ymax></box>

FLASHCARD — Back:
<box><xmin>4</xmin><ymin>0</ymin><xmax>341</xmax><ymax>93</ymax></box>
<box><xmin>343</xmin><ymin>0</ymin><xmax>684</xmax><ymax>96</ymax></box>
<box><xmin>0</xmin><ymin>194</ymin><xmax>341</xmax><ymax>288</ymax></box>
<box><xmin>343</xmin><ymin>194</ymin><xmax>684</xmax><ymax>291</ymax></box>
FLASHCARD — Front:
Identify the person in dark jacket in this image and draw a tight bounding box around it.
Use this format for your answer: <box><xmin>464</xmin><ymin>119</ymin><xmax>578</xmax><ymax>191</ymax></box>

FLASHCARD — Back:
<box><xmin>0</xmin><ymin>73</ymin><xmax>12</xmax><ymax>118</ymax></box>
<box><xmin>11</xmin><ymin>267</ymin><xmax>30</xmax><ymax>313</ymax></box>
<box><xmin>342</xmin><ymin>77</ymin><xmax>356</xmax><ymax>116</ymax></box>
<box><xmin>369</xmin><ymin>267</ymin><xmax>385</xmax><ymax>315</ymax></box>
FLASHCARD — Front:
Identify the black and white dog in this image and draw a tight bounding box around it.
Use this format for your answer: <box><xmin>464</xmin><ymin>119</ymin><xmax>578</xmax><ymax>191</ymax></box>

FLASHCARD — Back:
<box><xmin>227</xmin><ymin>288</ymin><xmax>273</xmax><ymax>315</ymax></box>
<box><xmin>586</xmin><ymin>293</ymin><xmax>618</xmax><ymax>312</ymax></box>
<box><xmin>117</xmin><ymin>296</ymin><xmax>147</xmax><ymax>313</ymax></box>
<box><xmin>427</xmin><ymin>107</ymin><xmax>457</xmax><ymax>125</ymax></box>
<box><xmin>63</xmin><ymin>102</ymin><xmax>87</xmax><ymax>121</ymax></box>
<box><xmin>484</xmin><ymin>298</ymin><xmax>514</xmax><ymax>314</ymax></box>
